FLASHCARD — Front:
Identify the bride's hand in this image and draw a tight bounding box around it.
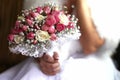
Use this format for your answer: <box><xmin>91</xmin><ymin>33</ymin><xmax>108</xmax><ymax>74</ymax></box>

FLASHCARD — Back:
<box><xmin>36</xmin><ymin>52</ymin><xmax>60</xmax><ymax>75</ymax></box>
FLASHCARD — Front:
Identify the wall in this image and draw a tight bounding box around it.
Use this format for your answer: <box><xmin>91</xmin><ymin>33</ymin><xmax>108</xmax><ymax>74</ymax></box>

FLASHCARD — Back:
<box><xmin>0</xmin><ymin>0</ymin><xmax>27</xmax><ymax>72</ymax></box>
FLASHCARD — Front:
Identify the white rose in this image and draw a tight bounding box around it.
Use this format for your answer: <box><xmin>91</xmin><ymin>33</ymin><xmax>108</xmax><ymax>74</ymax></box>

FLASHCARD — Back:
<box><xmin>14</xmin><ymin>35</ymin><xmax>25</xmax><ymax>44</ymax></box>
<box><xmin>18</xmin><ymin>16</ymin><xmax>25</xmax><ymax>21</ymax></box>
<box><xmin>36</xmin><ymin>15</ymin><xmax>45</xmax><ymax>22</ymax></box>
<box><xmin>35</xmin><ymin>30</ymin><xmax>50</xmax><ymax>42</ymax></box>
<box><xmin>59</xmin><ymin>13</ymin><xmax>69</xmax><ymax>25</ymax></box>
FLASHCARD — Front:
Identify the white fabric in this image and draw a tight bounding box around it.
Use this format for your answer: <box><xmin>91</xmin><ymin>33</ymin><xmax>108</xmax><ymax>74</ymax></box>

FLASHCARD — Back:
<box><xmin>0</xmin><ymin>0</ymin><xmax>120</xmax><ymax>80</ymax></box>
<box><xmin>87</xmin><ymin>0</ymin><xmax>120</xmax><ymax>43</ymax></box>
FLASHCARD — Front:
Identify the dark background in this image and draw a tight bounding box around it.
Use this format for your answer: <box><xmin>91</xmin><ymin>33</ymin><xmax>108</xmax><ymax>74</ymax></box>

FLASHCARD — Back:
<box><xmin>112</xmin><ymin>42</ymin><xmax>120</xmax><ymax>71</ymax></box>
<box><xmin>0</xmin><ymin>0</ymin><xmax>27</xmax><ymax>72</ymax></box>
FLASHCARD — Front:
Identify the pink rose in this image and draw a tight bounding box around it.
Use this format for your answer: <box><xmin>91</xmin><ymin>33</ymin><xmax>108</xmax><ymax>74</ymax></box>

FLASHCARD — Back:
<box><xmin>33</xmin><ymin>40</ymin><xmax>37</xmax><ymax>44</ymax></box>
<box><xmin>22</xmin><ymin>25</ymin><xmax>28</xmax><ymax>31</ymax></box>
<box><xmin>27</xmin><ymin>32</ymin><xmax>35</xmax><ymax>39</ymax></box>
<box><xmin>45</xmin><ymin>15</ymin><xmax>56</xmax><ymax>26</ymax></box>
<box><xmin>43</xmin><ymin>6</ymin><xmax>51</xmax><ymax>14</ymax></box>
<box><xmin>41</xmin><ymin>24</ymin><xmax>49</xmax><ymax>31</ymax></box>
<box><xmin>11</xmin><ymin>28</ymin><xmax>22</xmax><ymax>34</ymax></box>
<box><xmin>50</xmin><ymin>33</ymin><xmax>57</xmax><ymax>41</ymax></box>
<box><xmin>56</xmin><ymin>23</ymin><xmax>65</xmax><ymax>32</ymax></box>
<box><xmin>26</xmin><ymin>19</ymin><xmax>33</xmax><ymax>26</ymax></box>
<box><xmin>15</xmin><ymin>21</ymin><xmax>20</xmax><ymax>27</ymax></box>
<box><xmin>36</xmin><ymin>7</ymin><xmax>43</xmax><ymax>13</ymax></box>
<box><xmin>48</xmin><ymin>26</ymin><xmax>55</xmax><ymax>33</ymax></box>
<box><xmin>52</xmin><ymin>10</ymin><xmax>60</xmax><ymax>23</ymax></box>
<box><xmin>8</xmin><ymin>34</ymin><xmax>14</xmax><ymax>42</ymax></box>
<box><xmin>67</xmin><ymin>22</ymin><xmax>74</xmax><ymax>29</ymax></box>
<box><xmin>30</xmin><ymin>12</ymin><xmax>39</xmax><ymax>18</ymax></box>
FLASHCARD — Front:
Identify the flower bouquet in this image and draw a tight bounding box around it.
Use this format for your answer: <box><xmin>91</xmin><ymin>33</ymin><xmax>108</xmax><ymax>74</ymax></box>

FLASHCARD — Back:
<box><xmin>8</xmin><ymin>3</ymin><xmax>81</xmax><ymax>57</ymax></box>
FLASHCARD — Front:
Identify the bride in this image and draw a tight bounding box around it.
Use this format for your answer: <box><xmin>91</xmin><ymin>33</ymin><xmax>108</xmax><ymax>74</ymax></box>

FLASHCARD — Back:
<box><xmin>0</xmin><ymin>0</ymin><xmax>120</xmax><ymax>80</ymax></box>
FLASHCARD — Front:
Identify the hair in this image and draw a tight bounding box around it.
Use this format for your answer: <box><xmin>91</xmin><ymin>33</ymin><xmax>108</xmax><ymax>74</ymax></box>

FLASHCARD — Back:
<box><xmin>112</xmin><ymin>41</ymin><xmax>120</xmax><ymax>71</ymax></box>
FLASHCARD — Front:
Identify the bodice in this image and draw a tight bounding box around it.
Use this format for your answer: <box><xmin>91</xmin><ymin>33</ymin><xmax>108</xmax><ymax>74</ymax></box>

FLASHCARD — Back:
<box><xmin>23</xmin><ymin>0</ymin><xmax>67</xmax><ymax>9</ymax></box>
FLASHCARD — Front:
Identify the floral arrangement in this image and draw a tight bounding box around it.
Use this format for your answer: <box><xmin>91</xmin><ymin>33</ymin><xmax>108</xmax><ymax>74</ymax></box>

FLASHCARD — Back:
<box><xmin>8</xmin><ymin>3</ymin><xmax>81</xmax><ymax>57</ymax></box>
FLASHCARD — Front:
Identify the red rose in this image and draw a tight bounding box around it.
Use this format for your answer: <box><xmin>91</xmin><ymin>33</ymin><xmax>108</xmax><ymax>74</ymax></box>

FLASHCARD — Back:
<box><xmin>56</xmin><ymin>23</ymin><xmax>65</xmax><ymax>32</ymax></box>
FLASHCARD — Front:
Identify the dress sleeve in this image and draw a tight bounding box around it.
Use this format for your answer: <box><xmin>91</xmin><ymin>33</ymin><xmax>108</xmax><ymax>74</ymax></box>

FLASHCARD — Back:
<box><xmin>87</xmin><ymin>0</ymin><xmax>120</xmax><ymax>54</ymax></box>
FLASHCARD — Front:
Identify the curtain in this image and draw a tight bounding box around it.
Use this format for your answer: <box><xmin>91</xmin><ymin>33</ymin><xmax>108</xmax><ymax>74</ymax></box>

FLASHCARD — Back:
<box><xmin>0</xmin><ymin>0</ymin><xmax>27</xmax><ymax>73</ymax></box>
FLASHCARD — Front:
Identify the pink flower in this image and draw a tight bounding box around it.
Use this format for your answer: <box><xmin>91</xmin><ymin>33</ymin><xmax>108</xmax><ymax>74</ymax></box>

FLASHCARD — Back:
<box><xmin>43</xmin><ymin>6</ymin><xmax>51</xmax><ymax>14</ymax></box>
<box><xmin>50</xmin><ymin>33</ymin><xmax>57</xmax><ymax>41</ymax></box>
<box><xmin>52</xmin><ymin>10</ymin><xmax>60</xmax><ymax>23</ymax></box>
<box><xmin>56</xmin><ymin>23</ymin><xmax>65</xmax><ymax>32</ymax></box>
<box><xmin>22</xmin><ymin>25</ymin><xmax>28</xmax><ymax>31</ymax></box>
<box><xmin>45</xmin><ymin>15</ymin><xmax>56</xmax><ymax>26</ymax></box>
<box><xmin>11</xmin><ymin>28</ymin><xmax>22</xmax><ymax>34</ymax></box>
<box><xmin>8</xmin><ymin>34</ymin><xmax>14</xmax><ymax>42</ymax></box>
<box><xmin>15</xmin><ymin>21</ymin><xmax>20</xmax><ymax>27</ymax></box>
<box><xmin>26</xmin><ymin>14</ymin><xmax>32</xmax><ymax>20</ymax></box>
<box><xmin>26</xmin><ymin>19</ymin><xmax>33</xmax><ymax>26</ymax></box>
<box><xmin>27</xmin><ymin>32</ymin><xmax>35</xmax><ymax>39</ymax></box>
<box><xmin>41</xmin><ymin>25</ymin><xmax>49</xmax><ymax>31</ymax></box>
<box><xmin>48</xmin><ymin>26</ymin><xmax>55</xmax><ymax>33</ymax></box>
<box><xmin>33</xmin><ymin>40</ymin><xmax>37</xmax><ymax>44</ymax></box>
<box><xmin>36</xmin><ymin>7</ymin><xmax>43</xmax><ymax>13</ymax></box>
<box><xmin>30</xmin><ymin>12</ymin><xmax>39</xmax><ymax>18</ymax></box>
<box><xmin>67</xmin><ymin>22</ymin><xmax>74</xmax><ymax>29</ymax></box>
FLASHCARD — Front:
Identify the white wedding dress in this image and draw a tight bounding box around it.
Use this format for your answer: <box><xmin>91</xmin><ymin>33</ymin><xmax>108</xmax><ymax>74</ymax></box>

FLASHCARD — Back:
<box><xmin>0</xmin><ymin>0</ymin><xmax>120</xmax><ymax>80</ymax></box>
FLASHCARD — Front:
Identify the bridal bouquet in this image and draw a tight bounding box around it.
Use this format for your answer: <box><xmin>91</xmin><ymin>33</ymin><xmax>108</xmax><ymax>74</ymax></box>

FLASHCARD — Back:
<box><xmin>8</xmin><ymin>3</ymin><xmax>81</xmax><ymax>57</ymax></box>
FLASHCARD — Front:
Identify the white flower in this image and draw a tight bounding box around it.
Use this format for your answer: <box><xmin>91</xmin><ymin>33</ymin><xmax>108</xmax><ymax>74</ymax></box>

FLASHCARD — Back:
<box><xmin>14</xmin><ymin>35</ymin><xmax>25</xmax><ymax>44</ymax></box>
<box><xmin>18</xmin><ymin>16</ymin><xmax>25</xmax><ymax>21</ymax></box>
<box><xmin>59</xmin><ymin>13</ymin><xmax>69</xmax><ymax>25</ymax></box>
<box><xmin>35</xmin><ymin>30</ymin><xmax>50</xmax><ymax>42</ymax></box>
<box><xmin>36</xmin><ymin>15</ymin><xmax>45</xmax><ymax>22</ymax></box>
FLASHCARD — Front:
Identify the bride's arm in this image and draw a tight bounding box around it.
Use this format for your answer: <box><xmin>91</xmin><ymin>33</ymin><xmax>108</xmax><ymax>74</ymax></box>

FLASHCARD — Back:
<box><xmin>75</xmin><ymin>0</ymin><xmax>104</xmax><ymax>54</ymax></box>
